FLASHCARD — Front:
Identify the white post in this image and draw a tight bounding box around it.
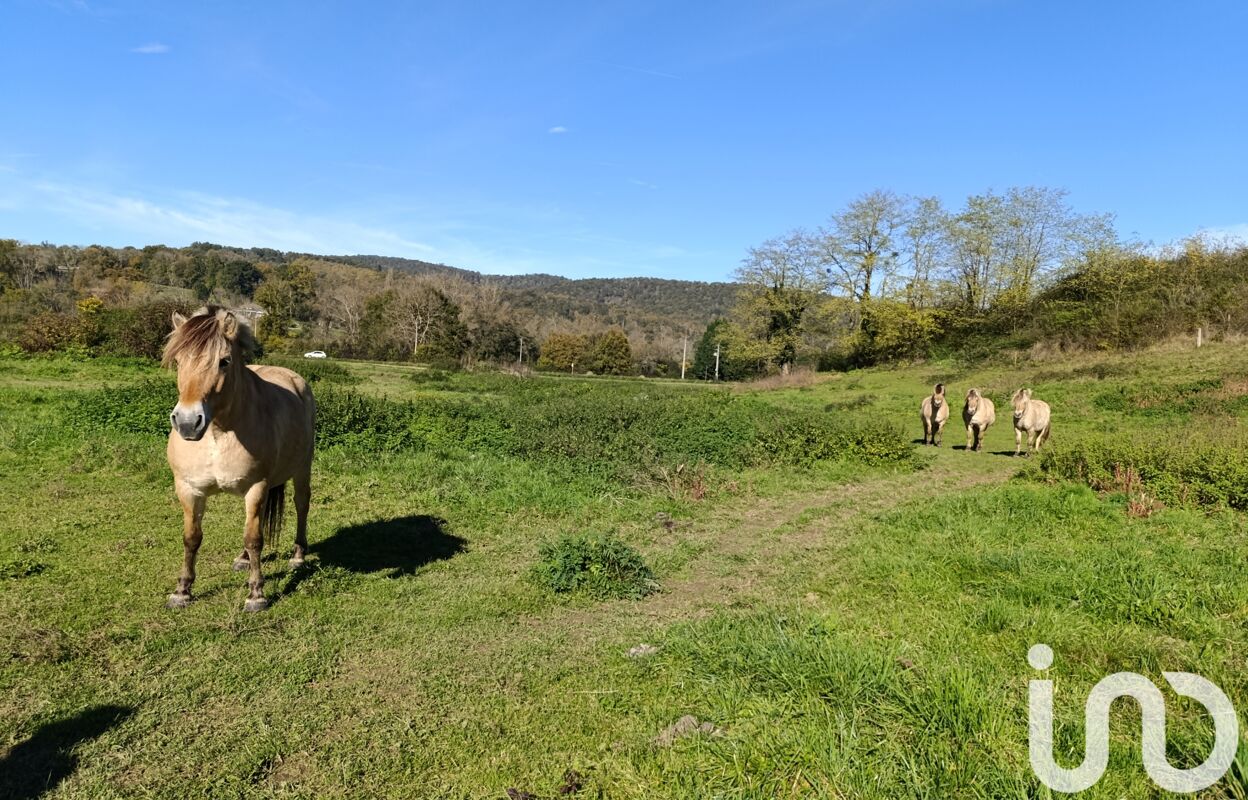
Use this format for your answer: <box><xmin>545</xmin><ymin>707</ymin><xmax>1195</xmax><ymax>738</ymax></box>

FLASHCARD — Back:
<box><xmin>680</xmin><ymin>333</ymin><xmax>688</xmax><ymax>380</ymax></box>
<box><xmin>714</xmin><ymin>344</ymin><xmax>721</xmax><ymax>381</ymax></box>
<box><xmin>1197</xmin><ymin>327</ymin><xmax>1203</xmax><ymax>348</ymax></box>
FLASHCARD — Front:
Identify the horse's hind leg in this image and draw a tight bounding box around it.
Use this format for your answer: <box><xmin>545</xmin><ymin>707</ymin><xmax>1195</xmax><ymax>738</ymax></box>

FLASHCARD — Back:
<box><xmin>242</xmin><ymin>482</ymin><xmax>269</xmax><ymax>612</ymax></box>
<box><xmin>290</xmin><ymin>469</ymin><xmax>311</xmax><ymax>567</ymax></box>
<box><xmin>167</xmin><ymin>484</ymin><xmax>205</xmax><ymax>609</ymax></box>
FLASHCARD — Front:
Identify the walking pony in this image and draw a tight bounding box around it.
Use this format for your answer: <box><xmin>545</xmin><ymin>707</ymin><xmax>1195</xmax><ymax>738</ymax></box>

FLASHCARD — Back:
<box><xmin>920</xmin><ymin>383</ymin><xmax>950</xmax><ymax>446</ymax></box>
<box><xmin>1011</xmin><ymin>388</ymin><xmax>1052</xmax><ymax>456</ymax></box>
<box><xmin>163</xmin><ymin>307</ymin><xmax>316</xmax><ymax>612</ymax></box>
<box><xmin>962</xmin><ymin>388</ymin><xmax>996</xmax><ymax>452</ymax></box>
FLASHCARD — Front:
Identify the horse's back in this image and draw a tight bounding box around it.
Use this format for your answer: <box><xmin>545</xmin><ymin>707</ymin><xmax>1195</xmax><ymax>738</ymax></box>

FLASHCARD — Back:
<box><xmin>250</xmin><ymin>365</ymin><xmax>316</xmax><ymax>430</ymax></box>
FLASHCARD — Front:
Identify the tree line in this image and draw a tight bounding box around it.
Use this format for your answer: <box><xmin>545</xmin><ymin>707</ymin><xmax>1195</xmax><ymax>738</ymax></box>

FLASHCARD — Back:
<box><xmin>697</xmin><ymin>186</ymin><xmax>1248</xmax><ymax>377</ymax></box>
<box><xmin>4</xmin><ymin>188</ymin><xmax>1246</xmax><ymax>377</ymax></box>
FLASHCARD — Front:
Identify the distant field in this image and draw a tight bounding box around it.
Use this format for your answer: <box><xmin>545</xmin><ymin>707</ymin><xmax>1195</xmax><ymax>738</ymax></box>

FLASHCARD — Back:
<box><xmin>3</xmin><ymin>344</ymin><xmax>1248</xmax><ymax>798</ymax></box>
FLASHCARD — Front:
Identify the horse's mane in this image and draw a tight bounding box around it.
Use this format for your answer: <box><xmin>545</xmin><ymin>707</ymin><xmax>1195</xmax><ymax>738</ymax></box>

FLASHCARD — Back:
<box><xmin>162</xmin><ymin>306</ymin><xmax>256</xmax><ymax>369</ymax></box>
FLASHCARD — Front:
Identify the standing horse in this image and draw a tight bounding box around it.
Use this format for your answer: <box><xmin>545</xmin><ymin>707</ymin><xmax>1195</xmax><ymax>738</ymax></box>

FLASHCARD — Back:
<box><xmin>1011</xmin><ymin>388</ymin><xmax>1051</xmax><ymax>457</ymax></box>
<box><xmin>962</xmin><ymin>388</ymin><xmax>996</xmax><ymax>452</ymax></box>
<box><xmin>920</xmin><ymin>383</ymin><xmax>950</xmax><ymax>446</ymax></box>
<box><xmin>163</xmin><ymin>307</ymin><xmax>316</xmax><ymax>612</ymax></box>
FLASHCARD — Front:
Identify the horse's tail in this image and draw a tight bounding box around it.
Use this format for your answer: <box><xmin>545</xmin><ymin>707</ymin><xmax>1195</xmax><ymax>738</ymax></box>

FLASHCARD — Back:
<box><xmin>261</xmin><ymin>483</ymin><xmax>285</xmax><ymax>549</ymax></box>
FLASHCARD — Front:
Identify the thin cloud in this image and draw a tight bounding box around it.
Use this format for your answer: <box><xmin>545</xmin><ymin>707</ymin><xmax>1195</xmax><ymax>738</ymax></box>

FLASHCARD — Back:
<box><xmin>628</xmin><ymin>178</ymin><xmax>658</xmax><ymax>190</ymax></box>
<box><xmin>131</xmin><ymin>42</ymin><xmax>171</xmax><ymax>54</ymax></box>
<box><xmin>27</xmin><ymin>181</ymin><xmax>435</xmax><ymax>257</ymax></box>
<box><xmin>547</xmin><ymin>126</ymin><xmax>568</xmax><ymax>134</ymax></box>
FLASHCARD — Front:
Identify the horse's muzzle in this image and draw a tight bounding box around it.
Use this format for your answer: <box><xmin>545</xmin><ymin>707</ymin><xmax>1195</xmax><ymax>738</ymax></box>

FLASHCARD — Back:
<box><xmin>171</xmin><ymin>403</ymin><xmax>209</xmax><ymax>441</ymax></box>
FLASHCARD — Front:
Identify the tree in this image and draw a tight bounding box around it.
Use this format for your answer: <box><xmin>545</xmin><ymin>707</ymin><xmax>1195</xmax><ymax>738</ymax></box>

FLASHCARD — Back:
<box><xmin>902</xmin><ymin>196</ymin><xmax>948</xmax><ymax>309</ymax></box>
<box><xmin>255</xmin><ymin>259</ymin><xmax>317</xmax><ymax>338</ymax></box>
<box><xmin>817</xmin><ymin>189</ymin><xmax>906</xmax><ymax>303</ymax></box>
<box><xmin>586</xmin><ymin>329</ymin><xmax>632</xmax><ymax>375</ymax></box>
<box><xmin>537</xmin><ymin>332</ymin><xmax>588</xmax><ymax>372</ymax></box>
<box><xmin>733</xmin><ymin>231</ymin><xmax>827</xmax><ymax>372</ymax></box>
<box><xmin>393</xmin><ymin>282</ymin><xmax>464</xmax><ymax>360</ymax></box>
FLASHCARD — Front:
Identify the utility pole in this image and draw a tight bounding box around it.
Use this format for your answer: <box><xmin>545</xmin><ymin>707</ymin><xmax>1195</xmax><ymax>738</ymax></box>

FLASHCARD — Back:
<box><xmin>714</xmin><ymin>343</ymin><xmax>721</xmax><ymax>382</ymax></box>
<box><xmin>518</xmin><ymin>337</ymin><xmax>525</xmax><ymax>366</ymax></box>
<box><xmin>680</xmin><ymin>332</ymin><xmax>688</xmax><ymax>380</ymax></box>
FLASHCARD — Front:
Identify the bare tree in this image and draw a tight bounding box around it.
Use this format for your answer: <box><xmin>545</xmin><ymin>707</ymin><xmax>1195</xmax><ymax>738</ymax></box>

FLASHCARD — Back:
<box><xmin>902</xmin><ymin>196</ymin><xmax>948</xmax><ymax>309</ymax></box>
<box><xmin>393</xmin><ymin>282</ymin><xmax>445</xmax><ymax>355</ymax></box>
<box><xmin>817</xmin><ymin>189</ymin><xmax>906</xmax><ymax>302</ymax></box>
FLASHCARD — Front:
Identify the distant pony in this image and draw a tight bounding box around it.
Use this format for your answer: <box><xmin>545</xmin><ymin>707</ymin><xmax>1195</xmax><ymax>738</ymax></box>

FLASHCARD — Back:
<box><xmin>163</xmin><ymin>307</ymin><xmax>316</xmax><ymax>612</ymax></box>
<box><xmin>1011</xmin><ymin>388</ymin><xmax>1052</xmax><ymax>457</ymax></box>
<box><xmin>963</xmin><ymin>388</ymin><xmax>996</xmax><ymax>452</ymax></box>
<box><xmin>920</xmin><ymin>383</ymin><xmax>950</xmax><ymax>446</ymax></box>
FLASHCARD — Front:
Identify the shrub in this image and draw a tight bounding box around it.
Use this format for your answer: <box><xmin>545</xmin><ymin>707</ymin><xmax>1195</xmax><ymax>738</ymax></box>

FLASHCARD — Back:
<box><xmin>529</xmin><ymin>532</ymin><xmax>658</xmax><ymax>600</ymax></box>
<box><xmin>261</xmin><ymin>355</ymin><xmax>359</xmax><ymax>385</ymax></box>
<box><xmin>78</xmin><ymin>379</ymin><xmax>177</xmax><ymax>436</ymax></box>
<box><xmin>1030</xmin><ymin>433</ymin><xmax>1248</xmax><ymax>511</ymax></box>
<box><xmin>78</xmin><ymin>376</ymin><xmax>916</xmax><ymax>484</ymax></box>
<box><xmin>314</xmin><ymin>388</ymin><xmax>419</xmax><ymax>450</ymax></box>
<box><xmin>19</xmin><ymin>312</ymin><xmax>83</xmax><ymax>352</ymax></box>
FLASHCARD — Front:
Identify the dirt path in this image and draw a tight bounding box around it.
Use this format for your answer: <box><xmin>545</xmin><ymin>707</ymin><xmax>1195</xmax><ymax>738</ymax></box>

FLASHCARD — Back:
<box><xmin>523</xmin><ymin>449</ymin><xmax>1021</xmax><ymax>645</ymax></box>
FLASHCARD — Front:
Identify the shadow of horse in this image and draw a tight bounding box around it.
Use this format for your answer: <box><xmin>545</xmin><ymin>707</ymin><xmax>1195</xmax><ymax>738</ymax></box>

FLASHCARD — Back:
<box><xmin>0</xmin><ymin>704</ymin><xmax>133</xmax><ymax>800</ymax></box>
<box><xmin>283</xmin><ymin>515</ymin><xmax>466</xmax><ymax>594</ymax></box>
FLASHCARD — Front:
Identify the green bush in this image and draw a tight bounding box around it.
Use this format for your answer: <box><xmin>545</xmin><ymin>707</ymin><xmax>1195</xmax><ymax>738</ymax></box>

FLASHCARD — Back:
<box><xmin>78</xmin><ymin>379</ymin><xmax>177</xmax><ymax>436</ymax></box>
<box><xmin>529</xmin><ymin>532</ymin><xmax>658</xmax><ymax>600</ymax></box>
<box><xmin>1030</xmin><ymin>433</ymin><xmax>1248</xmax><ymax>511</ymax></box>
<box><xmin>261</xmin><ymin>355</ymin><xmax>360</xmax><ymax>385</ymax></box>
<box><xmin>79</xmin><ymin>375</ymin><xmax>915</xmax><ymax>483</ymax></box>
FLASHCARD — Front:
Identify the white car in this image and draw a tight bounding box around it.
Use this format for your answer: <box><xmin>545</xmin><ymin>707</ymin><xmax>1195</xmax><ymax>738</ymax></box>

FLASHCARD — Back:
<box><xmin>303</xmin><ymin>350</ymin><xmax>328</xmax><ymax>359</ymax></box>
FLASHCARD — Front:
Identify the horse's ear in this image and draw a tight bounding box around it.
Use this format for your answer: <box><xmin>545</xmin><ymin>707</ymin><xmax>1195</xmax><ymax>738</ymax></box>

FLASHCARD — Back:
<box><xmin>1024</xmin><ymin>388</ymin><xmax>1032</xmax><ymax>399</ymax></box>
<box><xmin>220</xmin><ymin>311</ymin><xmax>239</xmax><ymax>340</ymax></box>
<box><xmin>934</xmin><ymin>383</ymin><xmax>944</xmax><ymax>395</ymax></box>
<box><xmin>171</xmin><ymin>311</ymin><xmax>187</xmax><ymax>330</ymax></box>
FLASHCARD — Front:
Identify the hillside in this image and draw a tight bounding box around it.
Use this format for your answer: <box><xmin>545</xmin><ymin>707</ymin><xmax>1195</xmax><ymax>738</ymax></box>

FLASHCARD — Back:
<box><xmin>336</xmin><ymin>254</ymin><xmax>738</xmax><ymax>325</ymax></box>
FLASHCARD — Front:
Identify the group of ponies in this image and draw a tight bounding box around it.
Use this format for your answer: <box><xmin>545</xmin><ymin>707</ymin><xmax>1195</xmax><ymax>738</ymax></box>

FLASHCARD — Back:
<box><xmin>920</xmin><ymin>384</ymin><xmax>1051</xmax><ymax>455</ymax></box>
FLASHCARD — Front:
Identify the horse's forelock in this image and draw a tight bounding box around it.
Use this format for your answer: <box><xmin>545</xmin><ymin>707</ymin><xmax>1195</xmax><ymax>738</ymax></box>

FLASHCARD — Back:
<box><xmin>162</xmin><ymin>308</ymin><xmax>253</xmax><ymax>370</ymax></box>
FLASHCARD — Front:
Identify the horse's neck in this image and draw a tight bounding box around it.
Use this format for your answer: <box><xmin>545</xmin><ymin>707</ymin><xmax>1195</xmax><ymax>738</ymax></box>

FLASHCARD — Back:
<box><xmin>212</xmin><ymin>367</ymin><xmax>261</xmax><ymax>432</ymax></box>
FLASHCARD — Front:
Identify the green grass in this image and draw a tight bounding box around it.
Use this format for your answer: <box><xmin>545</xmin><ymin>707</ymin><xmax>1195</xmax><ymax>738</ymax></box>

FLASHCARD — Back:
<box><xmin>3</xmin><ymin>343</ymin><xmax>1248</xmax><ymax>797</ymax></box>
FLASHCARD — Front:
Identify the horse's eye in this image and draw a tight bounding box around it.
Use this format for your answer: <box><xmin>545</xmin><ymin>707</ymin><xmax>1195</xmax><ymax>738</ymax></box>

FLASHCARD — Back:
<box><xmin>219</xmin><ymin>358</ymin><xmax>231</xmax><ymax>369</ymax></box>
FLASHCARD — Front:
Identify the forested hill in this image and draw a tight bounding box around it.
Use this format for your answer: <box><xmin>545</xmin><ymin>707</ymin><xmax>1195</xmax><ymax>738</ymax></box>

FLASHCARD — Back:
<box><xmin>337</xmin><ymin>254</ymin><xmax>737</xmax><ymax>322</ymax></box>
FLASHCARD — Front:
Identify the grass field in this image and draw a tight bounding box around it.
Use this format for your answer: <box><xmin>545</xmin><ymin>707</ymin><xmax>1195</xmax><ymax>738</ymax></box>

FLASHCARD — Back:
<box><xmin>3</xmin><ymin>343</ymin><xmax>1248</xmax><ymax>798</ymax></box>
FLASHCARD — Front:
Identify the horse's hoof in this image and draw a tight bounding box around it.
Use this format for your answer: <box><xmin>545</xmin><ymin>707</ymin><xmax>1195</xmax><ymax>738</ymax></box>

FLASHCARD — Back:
<box><xmin>166</xmin><ymin>593</ymin><xmax>191</xmax><ymax>609</ymax></box>
<box><xmin>232</xmin><ymin>558</ymin><xmax>250</xmax><ymax>572</ymax></box>
<box><xmin>288</xmin><ymin>557</ymin><xmax>305</xmax><ymax>568</ymax></box>
<box><xmin>244</xmin><ymin>597</ymin><xmax>269</xmax><ymax>613</ymax></box>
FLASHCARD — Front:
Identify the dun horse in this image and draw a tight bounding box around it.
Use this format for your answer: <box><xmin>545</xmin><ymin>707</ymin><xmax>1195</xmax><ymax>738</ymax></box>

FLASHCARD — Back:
<box><xmin>1011</xmin><ymin>388</ymin><xmax>1051</xmax><ymax>456</ymax></box>
<box><xmin>962</xmin><ymin>388</ymin><xmax>996</xmax><ymax>452</ymax></box>
<box><xmin>920</xmin><ymin>383</ymin><xmax>950</xmax><ymax>446</ymax></box>
<box><xmin>163</xmin><ymin>307</ymin><xmax>316</xmax><ymax>611</ymax></box>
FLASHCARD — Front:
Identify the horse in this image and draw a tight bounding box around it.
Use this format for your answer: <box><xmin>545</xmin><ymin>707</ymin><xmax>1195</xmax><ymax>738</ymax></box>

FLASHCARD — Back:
<box><xmin>162</xmin><ymin>307</ymin><xmax>316</xmax><ymax>612</ymax></box>
<box><xmin>962</xmin><ymin>388</ymin><xmax>996</xmax><ymax>452</ymax></box>
<box><xmin>1011</xmin><ymin>388</ymin><xmax>1051</xmax><ymax>457</ymax></box>
<box><xmin>919</xmin><ymin>383</ymin><xmax>950</xmax><ymax>446</ymax></box>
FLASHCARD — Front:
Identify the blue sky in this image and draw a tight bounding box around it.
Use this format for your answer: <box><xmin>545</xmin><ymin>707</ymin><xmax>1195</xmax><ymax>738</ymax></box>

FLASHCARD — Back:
<box><xmin>1</xmin><ymin>0</ymin><xmax>1246</xmax><ymax>281</ymax></box>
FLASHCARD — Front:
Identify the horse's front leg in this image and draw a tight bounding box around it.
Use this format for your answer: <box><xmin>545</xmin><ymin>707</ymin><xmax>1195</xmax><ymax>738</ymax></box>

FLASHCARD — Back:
<box><xmin>167</xmin><ymin>484</ymin><xmax>205</xmax><ymax>609</ymax></box>
<box><xmin>242</xmin><ymin>482</ymin><xmax>269</xmax><ymax>612</ymax></box>
<box><xmin>1027</xmin><ymin>430</ymin><xmax>1037</xmax><ymax>456</ymax></box>
<box><xmin>934</xmin><ymin>421</ymin><xmax>944</xmax><ymax>447</ymax></box>
<box><xmin>1015</xmin><ymin>427</ymin><xmax>1023</xmax><ymax>456</ymax></box>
